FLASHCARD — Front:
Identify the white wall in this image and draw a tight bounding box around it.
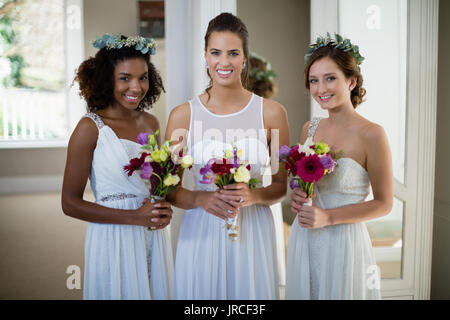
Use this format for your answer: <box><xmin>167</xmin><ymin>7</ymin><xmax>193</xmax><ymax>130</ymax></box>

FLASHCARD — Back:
<box><xmin>237</xmin><ymin>0</ymin><xmax>310</xmax><ymax>225</ymax></box>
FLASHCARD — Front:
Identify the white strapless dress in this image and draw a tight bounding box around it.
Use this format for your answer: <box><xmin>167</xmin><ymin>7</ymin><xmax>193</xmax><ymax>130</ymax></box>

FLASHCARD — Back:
<box><xmin>285</xmin><ymin>117</ymin><xmax>381</xmax><ymax>300</ymax></box>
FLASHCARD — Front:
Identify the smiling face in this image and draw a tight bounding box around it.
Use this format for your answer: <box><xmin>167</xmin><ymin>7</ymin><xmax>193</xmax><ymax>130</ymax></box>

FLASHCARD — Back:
<box><xmin>112</xmin><ymin>57</ymin><xmax>149</xmax><ymax>110</ymax></box>
<box><xmin>308</xmin><ymin>56</ymin><xmax>356</xmax><ymax>110</ymax></box>
<box><xmin>205</xmin><ymin>31</ymin><xmax>247</xmax><ymax>88</ymax></box>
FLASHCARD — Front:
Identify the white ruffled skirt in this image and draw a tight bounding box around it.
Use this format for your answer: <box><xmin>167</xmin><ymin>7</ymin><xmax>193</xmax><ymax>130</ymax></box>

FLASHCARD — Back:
<box><xmin>286</xmin><ymin>219</ymin><xmax>381</xmax><ymax>300</ymax></box>
<box><xmin>174</xmin><ymin>204</ymin><xmax>279</xmax><ymax>300</ymax></box>
<box><xmin>83</xmin><ymin>196</ymin><xmax>174</xmax><ymax>300</ymax></box>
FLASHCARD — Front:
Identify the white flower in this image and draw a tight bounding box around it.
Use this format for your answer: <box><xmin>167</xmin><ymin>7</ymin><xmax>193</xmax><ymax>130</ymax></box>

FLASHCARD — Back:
<box><xmin>180</xmin><ymin>155</ymin><xmax>193</xmax><ymax>168</ymax></box>
<box><xmin>234</xmin><ymin>166</ymin><xmax>251</xmax><ymax>183</ymax></box>
<box><xmin>298</xmin><ymin>137</ymin><xmax>316</xmax><ymax>155</ymax></box>
<box><xmin>163</xmin><ymin>174</ymin><xmax>180</xmax><ymax>186</ymax></box>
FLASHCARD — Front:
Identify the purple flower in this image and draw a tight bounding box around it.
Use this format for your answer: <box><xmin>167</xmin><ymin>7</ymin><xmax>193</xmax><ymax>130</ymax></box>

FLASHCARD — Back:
<box><xmin>232</xmin><ymin>149</ymin><xmax>240</xmax><ymax>168</ymax></box>
<box><xmin>289</xmin><ymin>179</ymin><xmax>300</xmax><ymax>190</ymax></box>
<box><xmin>199</xmin><ymin>169</ymin><xmax>215</xmax><ymax>184</ymax></box>
<box><xmin>279</xmin><ymin>145</ymin><xmax>291</xmax><ymax>160</ymax></box>
<box><xmin>137</xmin><ymin>132</ymin><xmax>149</xmax><ymax>145</ymax></box>
<box><xmin>140</xmin><ymin>162</ymin><xmax>153</xmax><ymax>179</ymax></box>
<box><xmin>200</xmin><ymin>158</ymin><xmax>215</xmax><ymax>175</ymax></box>
<box><xmin>319</xmin><ymin>154</ymin><xmax>335</xmax><ymax>170</ymax></box>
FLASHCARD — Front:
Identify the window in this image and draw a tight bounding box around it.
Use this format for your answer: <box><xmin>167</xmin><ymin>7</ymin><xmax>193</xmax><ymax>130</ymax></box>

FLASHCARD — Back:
<box><xmin>0</xmin><ymin>0</ymin><xmax>84</xmax><ymax>148</ymax></box>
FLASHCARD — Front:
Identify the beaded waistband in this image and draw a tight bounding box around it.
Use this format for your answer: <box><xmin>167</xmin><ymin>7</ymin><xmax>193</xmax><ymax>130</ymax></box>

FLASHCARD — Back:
<box><xmin>99</xmin><ymin>193</ymin><xmax>137</xmax><ymax>202</ymax></box>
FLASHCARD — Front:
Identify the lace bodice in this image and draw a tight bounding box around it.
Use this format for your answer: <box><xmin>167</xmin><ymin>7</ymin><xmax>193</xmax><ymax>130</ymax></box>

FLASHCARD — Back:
<box><xmin>186</xmin><ymin>94</ymin><xmax>271</xmax><ymax>191</ymax></box>
<box><xmin>309</xmin><ymin>117</ymin><xmax>370</xmax><ymax>209</ymax></box>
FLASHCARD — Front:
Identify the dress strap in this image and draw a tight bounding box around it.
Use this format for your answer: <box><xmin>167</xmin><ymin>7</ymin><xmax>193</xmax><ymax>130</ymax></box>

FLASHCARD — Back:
<box><xmin>83</xmin><ymin>112</ymin><xmax>105</xmax><ymax>129</ymax></box>
<box><xmin>307</xmin><ymin>117</ymin><xmax>322</xmax><ymax>138</ymax></box>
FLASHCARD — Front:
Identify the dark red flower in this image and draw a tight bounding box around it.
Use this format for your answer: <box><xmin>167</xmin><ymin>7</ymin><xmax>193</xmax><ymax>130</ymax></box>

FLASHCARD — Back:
<box><xmin>211</xmin><ymin>158</ymin><xmax>232</xmax><ymax>176</ymax></box>
<box><xmin>124</xmin><ymin>157</ymin><xmax>144</xmax><ymax>176</ymax></box>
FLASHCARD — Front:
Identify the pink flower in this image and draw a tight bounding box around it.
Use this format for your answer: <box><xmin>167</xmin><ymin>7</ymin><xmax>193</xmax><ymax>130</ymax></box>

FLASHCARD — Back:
<box><xmin>297</xmin><ymin>154</ymin><xmax>325</xmax><ymax>183</ymax></box>
<box><xmin>199</xmin><ymin>169</ymin><xmax>215</xmax><ymax>184</ymax></box>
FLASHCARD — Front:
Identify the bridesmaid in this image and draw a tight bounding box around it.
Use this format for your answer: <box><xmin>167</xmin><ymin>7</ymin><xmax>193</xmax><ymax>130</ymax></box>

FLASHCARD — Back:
<box><xmin>166</xmin><ymin>13</ymin><xmax>289</xmax><ymax>299</ymax></box>
<box><xmin>286</xmin><ymin>34</ymin><xmax>393</xmax><ymax>299</ymax></box>
<box><xmin>62</xmin><ymin>35</ymin><xmax>174</xmax><ymax>299</ymax></box>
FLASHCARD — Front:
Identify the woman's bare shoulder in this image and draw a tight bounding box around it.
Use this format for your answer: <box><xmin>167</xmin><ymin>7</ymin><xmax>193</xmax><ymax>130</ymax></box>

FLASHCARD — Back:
<box><xmin>168</xmin><ymin>102</ymin><xmax>191</xmax><ymax>129</ymax></box>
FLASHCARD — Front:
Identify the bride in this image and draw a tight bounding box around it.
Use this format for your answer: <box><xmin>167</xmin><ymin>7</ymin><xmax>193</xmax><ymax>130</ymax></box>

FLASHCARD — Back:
<box><xmin>286</xmin><ymin>34</ymin><xmax>393</xmax><ymax>299</ymax></box>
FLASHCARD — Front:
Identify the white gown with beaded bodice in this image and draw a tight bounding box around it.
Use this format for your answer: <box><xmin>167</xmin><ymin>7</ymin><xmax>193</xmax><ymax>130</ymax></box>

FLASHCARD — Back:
<box><xmin>174</xmin><ymin>93</ymin><xmax>279</xmax><ymax>300</ymax></box>
<box><xmin>286</xmin><ymin>117</ymin><xmax>381</xmax><ymax>300</ymax></box>
<box><xmin>82</xmin><ymin>112</ymin><xmax>174</xmax><ymax>300</ymax></box>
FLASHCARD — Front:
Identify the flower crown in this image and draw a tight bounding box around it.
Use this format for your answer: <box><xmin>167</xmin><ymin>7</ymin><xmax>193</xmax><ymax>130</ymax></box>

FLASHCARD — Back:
<box><xmin>92</xmin><ymin>34</ymin><xmax>157</xmax><ymax>55</ymax></box>
<box><xmin>305</xmin><ymin>32</ymin><xmax>364</xmax><ymax>65</ymax></box>
<box><xmin>249</xmin><ymin>52</ymin><xmax>278</xmax><ymax>81</ymax></box>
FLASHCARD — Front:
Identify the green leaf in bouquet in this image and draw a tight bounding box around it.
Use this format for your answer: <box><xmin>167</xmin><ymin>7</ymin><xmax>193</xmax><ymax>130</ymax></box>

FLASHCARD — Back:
<box><xmin>248</xmin><ymin>178</ymin><xmax>260</xmax><ymax>189</ymax></box>
<box><xmin>332</xmin><ymin>149</ymin><xmax>344</xmax><ymax>161</ymax></box>
<box><xmin>307</xmin><ymin>183</ymin><xmax>314</xmax><ymax>198</ymax></box>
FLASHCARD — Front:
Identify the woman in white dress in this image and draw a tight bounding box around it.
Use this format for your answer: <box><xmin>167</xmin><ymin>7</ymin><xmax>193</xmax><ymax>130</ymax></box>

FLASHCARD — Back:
<box><xmin>61</xmin><ymin>35</ymin><xmax>174</xmax><ymax>299</ymax></box>
<box><xmin>286</xmin><ymin>35</ymin><xmax>393</xmax><ymax>299</ymax></box>
<box><xmin>165</xmin><ymin>13</ymin><xmax>290</xmax><ymax>299</ymax></box>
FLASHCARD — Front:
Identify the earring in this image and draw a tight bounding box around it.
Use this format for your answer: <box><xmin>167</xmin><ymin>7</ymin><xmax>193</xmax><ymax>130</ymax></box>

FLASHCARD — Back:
<box><xmin>205</xmin><ymin>61</ymin><xmax>209</xmax><ymax>69</ymax></box>
<box><xmin>242</xmin><ymin>62</ymin><xmax>246</xmax><ymax>68</ymax></box>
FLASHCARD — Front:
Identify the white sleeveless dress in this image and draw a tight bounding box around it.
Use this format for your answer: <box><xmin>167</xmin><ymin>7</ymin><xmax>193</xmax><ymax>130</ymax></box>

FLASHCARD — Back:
<box><xmin>82</xmin><ymin>112</ymin><xmax>174</xmax><ymax>300</ymax></box>
<box><xmin>174</xmin><ymin>94</ymin><xmax>279</xmax><ymax>299</ymax></box>
<box><xmin>286</xmin><ymin>117</ymin><xmax>381</xmax><ymax>300</ymax></box>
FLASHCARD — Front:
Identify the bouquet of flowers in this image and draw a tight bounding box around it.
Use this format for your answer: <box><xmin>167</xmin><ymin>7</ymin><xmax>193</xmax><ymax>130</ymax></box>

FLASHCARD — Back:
<box><xmin>124</xmin><ymin>130</ymin><xmax>193</xmax><ymax>213</ymax></box>
<box><xmin>199</xmin><ymin>146</ymin><xmax>259</xmax><ymax>241</ymax></box>
<box><xmin>278</xmin><ymin>137</ymin><xmax>338</xmax><ymax>206</ymax></box>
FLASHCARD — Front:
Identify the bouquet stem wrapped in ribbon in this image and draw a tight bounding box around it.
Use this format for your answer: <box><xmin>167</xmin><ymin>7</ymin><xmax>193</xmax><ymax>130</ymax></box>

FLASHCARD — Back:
<box><xmin>124</xmin><ymin>130</ymin><xmax>193</xmax><ymax>229</ymax></box>
<box><xmin>279</xmin><ymin>137</ymin><xmax>338</xmax><ymax>206</ymax></box>
<box><xmin>199</xmin><ymin>146</ymin><xmax>259</xmax><ymax>242</ymax></box>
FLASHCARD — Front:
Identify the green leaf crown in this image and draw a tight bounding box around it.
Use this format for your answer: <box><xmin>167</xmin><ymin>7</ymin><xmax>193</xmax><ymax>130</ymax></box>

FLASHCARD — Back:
<box><xmin>249</xmin><ymin>51</ymin><xmax>278</xmax><ymax>81</ymax></box>
<box><xmin>305</xmin><ymin>32</ymin><xmax>364</xmax><ymax>65</ymax></box>
<box><xmin>92</xmin><ymin>34</ymin><xmax>157</xmax><ymax>55</ymax></box>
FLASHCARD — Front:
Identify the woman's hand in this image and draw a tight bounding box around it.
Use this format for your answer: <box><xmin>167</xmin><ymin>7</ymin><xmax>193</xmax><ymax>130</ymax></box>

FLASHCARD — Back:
<box><xmin>290</xmin><ymin>188</ymin><xmax>313</xmax><ymax>213</ymax></box>
<box><xmin>219</xmin><ymin>183</ymin><xmax>255</xmax><ymax>208</ymax></box>
<box><xmin>297</xmin><ymin>204</ymin><xmax>331</xmax><ymax>229</ymax></box>
<box><xmin>196</xmin><ymin>190</ymin><xmax>240</xmax><ymax>221</ymax></box>
<box><xmin>137</xmin><ymin>199</ymin><xmax>173</xmax><ymax>230</ymax></box>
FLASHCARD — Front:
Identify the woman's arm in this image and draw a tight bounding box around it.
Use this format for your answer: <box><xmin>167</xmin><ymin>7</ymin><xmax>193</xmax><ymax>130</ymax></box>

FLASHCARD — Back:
<box><xmin>297</xmin><ymin>123</ymin><xmax>393</xmax><ymax>228</ymax></box>
<box><xmin>164</xmin><ymin>103</ymin><xmax>238</xmax><ymax>220</ymax></box>
<box><xmin>61</xmin><ymin>118</ymin><xmax>172</xmax><ymax>229</ymax></box>
<box><xmin>219</xmin><ymin>99</ymin><xmax>290</xmax><ymax>207</ymax></box>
